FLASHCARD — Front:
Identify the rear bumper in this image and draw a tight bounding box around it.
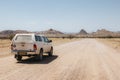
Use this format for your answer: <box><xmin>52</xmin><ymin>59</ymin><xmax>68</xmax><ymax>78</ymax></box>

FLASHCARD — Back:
<box><xmin>11</xmin><ymin>50</ymin><xmax>37</xmax><ymax>56</ymax></box>
<box><xmin>12</xmin><ymin>50</ymin><xmax>36</xmax><ymax>52</ymax></box>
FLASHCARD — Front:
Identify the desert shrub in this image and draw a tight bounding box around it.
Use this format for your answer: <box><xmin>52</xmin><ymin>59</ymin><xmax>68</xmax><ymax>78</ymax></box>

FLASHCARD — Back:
<box><xmin>9</xmin><ymin>34</ymin><xmax>15</xmax><ymax>40</ymax></box>
<box><xmin>62</xmin><ymin>37</ymin><xmax>65</xmax><ymax>39</ymax></box>
<box><xmin>68</xmin><ymin>35</ymin><xmax>75</xmax><ymax>39</ymax></box>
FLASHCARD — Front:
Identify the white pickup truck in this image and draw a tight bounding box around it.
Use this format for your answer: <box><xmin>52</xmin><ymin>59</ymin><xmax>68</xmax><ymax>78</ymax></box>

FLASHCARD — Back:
<box><xmin>11</xmin><ymin>33</ymin><xmax>53</xmax><ymax>61</ymax></box>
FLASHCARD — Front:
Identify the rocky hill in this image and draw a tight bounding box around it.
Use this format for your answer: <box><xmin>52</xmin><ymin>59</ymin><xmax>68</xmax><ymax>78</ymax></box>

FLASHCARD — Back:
<box><xmin>0</xmin><ymin>30</ymin><xmax>29</xmax><ymax>34</ymax></box>
<box><xmin>36</xmin><ymin>29</ymin><xmax>64</xmax><ymax>38</ymax></box>
<box><xmin>37</xmin><ymin>29</ymin><xmax>64</xmax><ymax>34</ymax></box>
<box><xmin>78</xmin><ymin>29</ymin><xmax>88</xmax><ymax>35</ymax></box>
<box><xmin>94</xmin><ymin>29</ymin><xmax>113</xmax><ymax>35</ymax></box>
<box><xmin>0</xmin><ymin>30</ymin><xmax>29</xmax><ymax>38</ymax></box>
<box><xmin>91</xmin><ymin>29</ymin><xmax>120</xmax><ymax>38</ymax></box>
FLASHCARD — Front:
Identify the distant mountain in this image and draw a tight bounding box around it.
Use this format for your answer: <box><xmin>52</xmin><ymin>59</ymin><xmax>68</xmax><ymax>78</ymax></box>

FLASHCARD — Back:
<box><xmin>15</xmin><ymin>30</ymin><xmax>30</xmax><ymax>33</ymax></box>
<box><xmin>0</xmin><ymin>28</ymin><xmax>120</xmax><ymax>38</ymax></box>
<box><xmin>116</xmin><ymin>31</ymin><xmax>120</xmax><ymax>34</ymax></box>
<box><xmin>37</xmin><ymin>28</ymin><xmax>64</xmax><ymax>34</ymax></box>
<box><xmin>94</xmin><ymin>29</ymin><xmax>113</xmax><ymax>35</ymax></box>
<box><xmin>0</xmin><ymin>30</ymin><xmax>29</xmax><ymax>35</ymax></box>
<box><xmin>0</xmin><ymin>30</ymin><xmax>15</xmax><ymax>35</ymax></box>
<box><xmin>91</xmin><ymin>29</ymin><xmax>120</xmax><ymax>38</ymax></box>
<box><xmin>0</xmin><ymin>29</ymin><xmax>64</xmax><ymax>38</ymax></box>
<box><xmin>0</xmin><ymin>30</ymin><xmax>29</xmax><ymax>38</ymax></box>
<box><xmin>78</xmin><ymin>29</ymin><xmax>88</xmax><ymax>35</ymax></box>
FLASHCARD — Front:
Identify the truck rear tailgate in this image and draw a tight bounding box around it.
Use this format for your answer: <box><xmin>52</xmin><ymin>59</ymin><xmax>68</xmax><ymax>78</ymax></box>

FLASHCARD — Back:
<box><xmin>14</xmin><ymin>42</ymin><xmax>34</xmax><ymax>51</ymax></box>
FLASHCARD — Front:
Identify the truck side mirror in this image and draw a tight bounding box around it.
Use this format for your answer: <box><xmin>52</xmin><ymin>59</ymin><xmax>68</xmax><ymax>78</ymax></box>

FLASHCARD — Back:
<box><xmin>49</xmin><ymin>40</ymin><xmax>52</xmax><ymax>43</ymax></box>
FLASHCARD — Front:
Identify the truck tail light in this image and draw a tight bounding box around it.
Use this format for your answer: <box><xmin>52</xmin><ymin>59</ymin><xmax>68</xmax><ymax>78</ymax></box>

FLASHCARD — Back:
<box><xmin>11</xmin><ymin>44</ymin><xmax>16</xmax><ymax>50</ymax></box>
<box><xmin>11</xmin><ymin>44</ymin><xmax>13</xmax><ymax>50</ymax></box>
<box><xmin>33</xmin><ymin>44</ymin><xmax>37</xmax><ymax>50</ymax></box>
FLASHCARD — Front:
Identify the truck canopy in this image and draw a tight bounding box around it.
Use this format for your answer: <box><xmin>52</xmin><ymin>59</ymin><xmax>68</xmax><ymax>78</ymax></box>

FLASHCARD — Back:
<box><xmin>14</xmin><ymin>35</ymin><xmax>33</xmax><ymax>42</ymax></box>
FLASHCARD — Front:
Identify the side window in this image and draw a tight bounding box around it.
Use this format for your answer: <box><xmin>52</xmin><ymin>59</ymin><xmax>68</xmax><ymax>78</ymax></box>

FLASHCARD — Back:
<box><xmin>38</xmin><ymin>36</ymin><xmax>42</xmax><ymax>41</ymax></box>
<box><xmin>35</xmin><ymin>36</ymin><xmax>42</xmax><ymax>42</ymax></box>
<box><xmin>43</xmin><ymin>37</ymin><xmax>49</xmax><ymax>43</ymax></box>
<box><xmin>45</xmin><ymin>37</ymin><xmax>49</xmax><ymax>42</ymax></box>
<box><xmin>35</xmin><ymin>36</ymin><xmax>39</xmax><ymax>41</ymax></box>
<box><xmin>15</xmin><ymin>36</ymin><xmax>18</xmax><ymax>40</ymax></box>
<box><xmin>43</xmin><ymin>37</ymin><xmax>46</xmax><ymax>42</ymax></box>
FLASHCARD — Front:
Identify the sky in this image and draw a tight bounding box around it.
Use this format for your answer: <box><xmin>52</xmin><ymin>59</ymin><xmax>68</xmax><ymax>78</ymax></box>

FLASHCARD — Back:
<box><xmin>0</xmin><ymin>0</ymin><xmax>120</xmax><ymax>33</ymax></box>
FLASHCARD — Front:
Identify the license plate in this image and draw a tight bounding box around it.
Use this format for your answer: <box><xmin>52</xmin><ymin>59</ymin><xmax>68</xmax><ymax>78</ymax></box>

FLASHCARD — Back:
<box><xmin>19</xmin><ymin>52</ymin><xmax>26</xmax><ymax>55</ymax></box>
<box><xmin>21</xmin><ymin>44</ymin><xmax>25</xmax><ymax>47</ymax></box>
<box><xmin>21</xmin><ymin>42</ymin><xmax>25</xmax><ymax>47</ymax></box>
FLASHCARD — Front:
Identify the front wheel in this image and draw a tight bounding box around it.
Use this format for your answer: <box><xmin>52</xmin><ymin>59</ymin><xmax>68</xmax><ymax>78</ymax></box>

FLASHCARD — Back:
<box><xmin>48</xmin><ymin>47</ymin><xmax>53</xmax><ymax>56</ymax></box>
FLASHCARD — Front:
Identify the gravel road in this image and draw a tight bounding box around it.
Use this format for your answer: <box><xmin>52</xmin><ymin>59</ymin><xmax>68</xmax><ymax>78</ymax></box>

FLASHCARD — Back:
<box><xmin>0</xmin><ymin>39</ymin><xmax>120</xmax><ymax>80</ymax></box>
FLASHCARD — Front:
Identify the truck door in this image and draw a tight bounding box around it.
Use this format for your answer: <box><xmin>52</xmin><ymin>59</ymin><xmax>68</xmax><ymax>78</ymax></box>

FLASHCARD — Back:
<box><xmin>35</xmin><ymin>35</ymin><xmax>43</xmax><ymax>53</ymax></box>
<box><xmin>42</xmin><ymin>37</ymin><xmax>50</xmax><ymax>52</ymax></box>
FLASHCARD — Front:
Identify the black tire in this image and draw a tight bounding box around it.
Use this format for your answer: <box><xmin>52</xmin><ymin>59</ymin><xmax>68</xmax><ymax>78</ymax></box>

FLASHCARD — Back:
<box><xmin>48</xmin><ymin>47</ymin><xmax>53</xmax><ymax>56</ymax></box>
<box><xmin>39</xmin><ymin>49</ymin><xmax>43</xmax><ymax>60</ymax></box>
<box><xmin>16</xmin><ymin>55</ymin><xmax>22</xmax><ymax>61</ymax></box>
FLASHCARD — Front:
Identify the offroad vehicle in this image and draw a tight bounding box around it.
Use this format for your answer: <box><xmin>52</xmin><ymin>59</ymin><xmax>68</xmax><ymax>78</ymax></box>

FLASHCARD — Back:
<box><xmin>11</xmin><ymin>33</ymin><xmax>53</xmax><ymax>61</ymax></box>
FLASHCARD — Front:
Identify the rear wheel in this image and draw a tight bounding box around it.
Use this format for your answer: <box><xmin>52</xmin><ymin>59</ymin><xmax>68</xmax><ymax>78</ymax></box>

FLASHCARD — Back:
<box><xmin>39</xmin><ymin>49</ymin><xmax>43</xmax><ymax>60</ymax></box>
<box><xmin>15</xmin><ymin>55</ymin><xmax>22</xmax><ymax>61</ymax></box>
<box><xmin>48</xmin><ymin>47</ymin><xmax>53</xmax><ymax>56</ymax></box>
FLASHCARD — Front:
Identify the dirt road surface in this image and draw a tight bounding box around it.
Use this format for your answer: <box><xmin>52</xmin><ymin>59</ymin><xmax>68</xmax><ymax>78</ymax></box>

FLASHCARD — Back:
<box><xmin>0</xmin><ymin>39</ymin><xmax>120</xmax><ymax>80</ymax></box>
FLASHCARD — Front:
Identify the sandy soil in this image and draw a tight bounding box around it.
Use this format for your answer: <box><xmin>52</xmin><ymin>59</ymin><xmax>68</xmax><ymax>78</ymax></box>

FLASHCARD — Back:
<box><xmin>49</xmin><ymin>38</ymin><xmax>81</xmax><ymax>46</ymax></box>
<box><xmin>98</xmin><ymin>38</ymin><xmax>120</xmax><ymax>52</ymax></box>
<box><xmin>0</xmin><ymin>39</ymin><xmax>120</xmax><ymax>80</ymax></box>
<box><xmin>0</xmin><ymin>39</ymin><xmax>12</xmax><ymax>57</ymax></box>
